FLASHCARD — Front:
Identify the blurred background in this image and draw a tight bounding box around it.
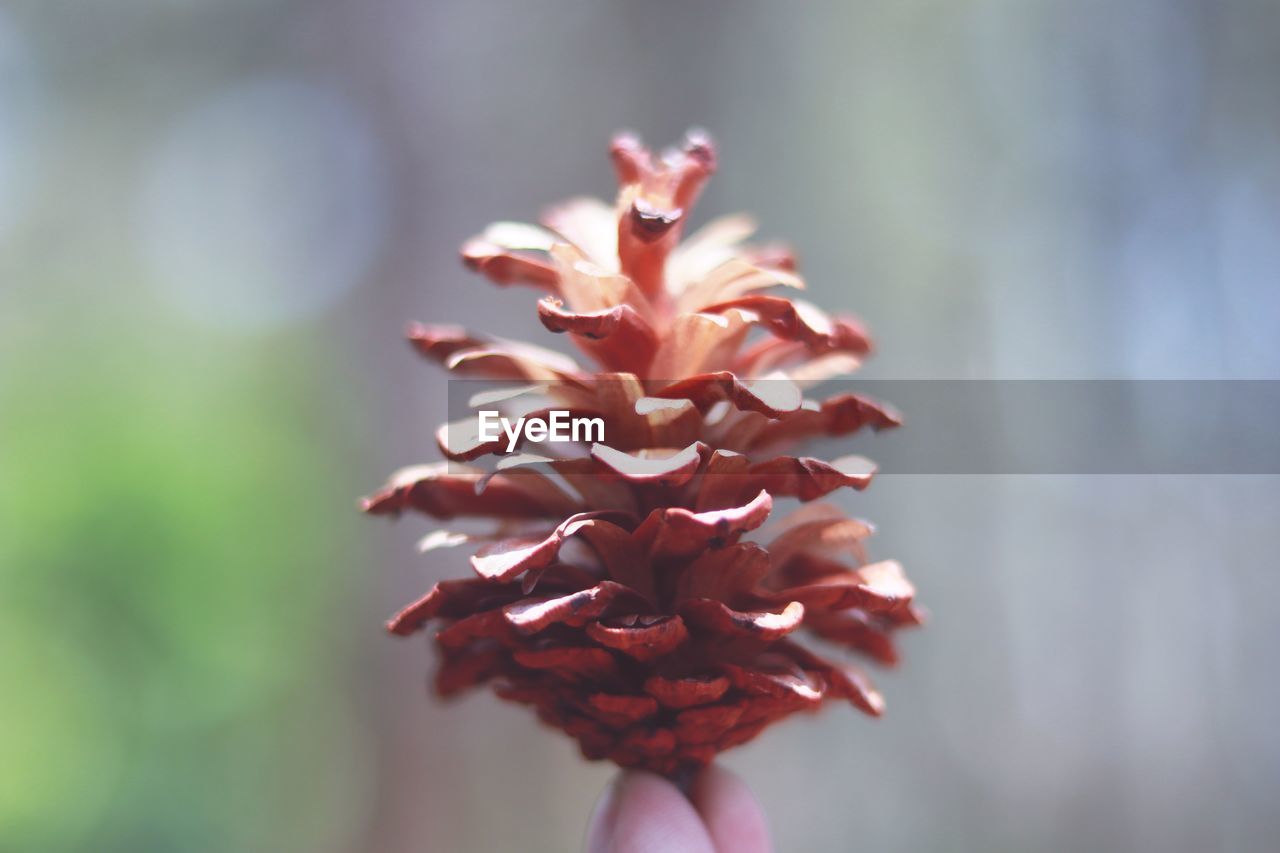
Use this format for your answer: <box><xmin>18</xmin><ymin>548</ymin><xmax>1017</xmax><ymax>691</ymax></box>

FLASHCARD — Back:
<box><xmin>2</xmin><ymin>1</ymin><xmax>1278</xmax><ymax>851</ymax></box>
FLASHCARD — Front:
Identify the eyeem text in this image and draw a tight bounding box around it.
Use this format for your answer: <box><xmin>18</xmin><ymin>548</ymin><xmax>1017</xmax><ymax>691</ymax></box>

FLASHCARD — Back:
<box><xmin>477</xmin><ymin>410</ymin><xmax>605</xmax><ymax>453</ymax></box>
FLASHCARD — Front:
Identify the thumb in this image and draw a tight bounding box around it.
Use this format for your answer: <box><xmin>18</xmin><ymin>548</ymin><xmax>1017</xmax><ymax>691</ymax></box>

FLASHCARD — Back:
<box><xmin>586</xmin><ymin>770</ymin><xmax>716</xmax><ymax>853</ymax></box>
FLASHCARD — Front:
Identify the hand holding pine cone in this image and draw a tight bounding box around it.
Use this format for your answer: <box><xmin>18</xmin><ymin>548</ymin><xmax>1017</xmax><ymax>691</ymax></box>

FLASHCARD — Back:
<box><xmin>365</xmin><ymin>131</ymin><xmax>923</xmax><ymax>777</ymax></box>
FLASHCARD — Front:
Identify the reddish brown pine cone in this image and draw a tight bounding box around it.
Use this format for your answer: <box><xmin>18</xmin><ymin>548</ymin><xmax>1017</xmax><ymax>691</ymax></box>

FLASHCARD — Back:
<box><xmin>365</xmin><ymin>131</ymin><xmax>924</xmax><ymax>777</ymax></box>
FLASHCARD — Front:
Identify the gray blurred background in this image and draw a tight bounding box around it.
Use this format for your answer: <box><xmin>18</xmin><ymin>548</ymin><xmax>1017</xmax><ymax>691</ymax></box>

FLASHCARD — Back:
<box><xmin>2</xmin><ymin>1</ymin><xmax>1278</xmax><ymax>851</ymax></box>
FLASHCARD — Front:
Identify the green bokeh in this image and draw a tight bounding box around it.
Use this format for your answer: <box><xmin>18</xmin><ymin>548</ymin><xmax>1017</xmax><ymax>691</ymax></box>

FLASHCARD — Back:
<box><xmin>0</xmin><ymin>332</ymin><xmax>364</xmax><ymax>852</ymax></box>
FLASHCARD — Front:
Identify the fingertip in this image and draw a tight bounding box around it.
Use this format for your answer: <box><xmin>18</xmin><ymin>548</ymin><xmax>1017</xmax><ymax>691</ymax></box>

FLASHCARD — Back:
<box><xmin>586</xmin><ymin>770</ymin><xmax>716</xmax><ymax>853</ymax></box>
<box><xmin>690</xmin><ymin>764</ymin><xmax>773</xmax><ymax>853</ymax></box>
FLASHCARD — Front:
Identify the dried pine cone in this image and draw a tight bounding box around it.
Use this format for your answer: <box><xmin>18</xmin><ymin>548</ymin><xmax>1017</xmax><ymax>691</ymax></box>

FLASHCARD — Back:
<box><xmin>365</xmin><ymin>131</ymin><xmax>923</xmax><ymax>776</ymax></box>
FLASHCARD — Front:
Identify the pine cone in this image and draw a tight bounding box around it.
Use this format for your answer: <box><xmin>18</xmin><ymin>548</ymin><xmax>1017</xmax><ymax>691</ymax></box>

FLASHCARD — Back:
<box><xmin>365</xmin><ymin>131</ymin><xmax>923</xmax><ymax>777</ymax></box>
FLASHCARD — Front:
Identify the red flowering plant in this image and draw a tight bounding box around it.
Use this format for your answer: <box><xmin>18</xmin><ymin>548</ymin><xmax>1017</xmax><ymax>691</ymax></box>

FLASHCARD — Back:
<box><xmin>364</xmin><ymin>131</ymin><xmax>922</xmax><ymax>778</ymax></box>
